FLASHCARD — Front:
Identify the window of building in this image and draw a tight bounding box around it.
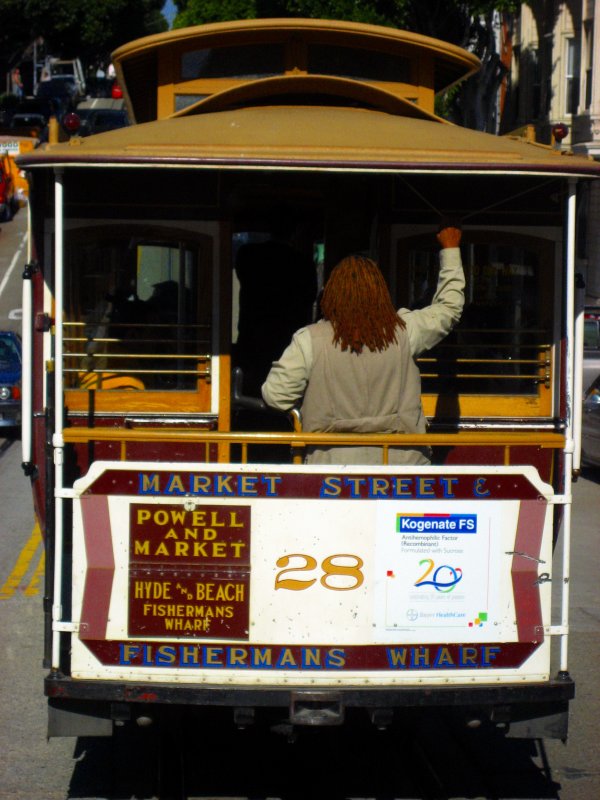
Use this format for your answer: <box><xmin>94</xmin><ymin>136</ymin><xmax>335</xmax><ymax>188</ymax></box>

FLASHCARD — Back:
<box><xmin>565</xmin><ymin>37</ymin><xmax>581</xmax><ymax>115</ymax></box>
<box><xmin>584</xmin><ymin>21</ymin><xmax>594</xmax><ymax>110</ymax></box>
<box><xmin>530</xmin><ymin>47</ymin><xmax>541</xmax><ymax>118</ymax></box>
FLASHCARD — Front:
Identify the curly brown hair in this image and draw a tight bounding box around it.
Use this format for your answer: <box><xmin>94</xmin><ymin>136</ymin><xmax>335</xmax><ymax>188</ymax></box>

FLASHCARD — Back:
<box><xmin>320</xmin><ymin>254</ymin><xmax>405</xmax><ymax>354</ymax></box>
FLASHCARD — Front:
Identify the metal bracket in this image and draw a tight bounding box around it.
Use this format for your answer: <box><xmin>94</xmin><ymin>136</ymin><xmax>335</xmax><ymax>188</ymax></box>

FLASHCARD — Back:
<box><xmin>547</xmin><ymin>494</ymin><xmax>571</xmax><ymax>505</ymax></box>
<box><xmin>290</xmin><ymin>692</ymin><xmax>344</xmax><ymax>726</ymax></box>
<box><xmin>53</xmin><ymin>621</ymin><xmax>80</xmax><ymax>633</ymax></box>
<box><xmin>55</xmin><ymin>488</ymin><xmax>76</xmax><ymax>499</ymax></box>
<box><xmin>22</xmin><ymin>260</ymin><xmax>39</xmax><ymax>279</ymax></box>
<box><xmin>506</xmin><ymin>550</ymin><xmax>546</xmax><ymax>563</ymax></box>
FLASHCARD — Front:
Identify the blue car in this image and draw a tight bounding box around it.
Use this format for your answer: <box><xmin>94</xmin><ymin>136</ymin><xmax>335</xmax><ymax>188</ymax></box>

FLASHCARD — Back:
<box><xmin>0</xmin><ymin>331</ymin><xmax>22</xmax><ymax>428</ymax></box>
<box><xmin>582</xmin><ymin>374</ymin><xmax>600</xmax><ymax>469</ymax></box>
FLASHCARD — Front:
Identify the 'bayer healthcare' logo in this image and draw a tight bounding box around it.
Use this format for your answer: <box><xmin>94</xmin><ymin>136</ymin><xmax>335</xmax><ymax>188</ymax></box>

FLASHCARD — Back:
<box><xmin>396</xmin><ymin>513</ymin><xmax>477</xmax><ymax>533</ymax></box>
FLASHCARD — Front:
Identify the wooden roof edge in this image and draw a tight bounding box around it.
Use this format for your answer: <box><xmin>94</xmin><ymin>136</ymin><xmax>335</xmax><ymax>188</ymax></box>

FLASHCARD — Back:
<box><xmin>112</xmin><ymin>17</ymin><xmax>481</xmax><ymax>83</ymax></box>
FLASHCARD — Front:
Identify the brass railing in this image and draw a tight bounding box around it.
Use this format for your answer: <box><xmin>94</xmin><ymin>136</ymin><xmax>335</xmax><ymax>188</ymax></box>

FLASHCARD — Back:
<box><xmin>416</xmin><ymin>342</ymin><xmax>552</xmax><ymax>388</ymax></box>
<box><xmin>61</xmin><ymin>427</ymin><xmax>565</xmax><ymax>466</ymax></box>
<box><xmin>62</xmin><ymin>321</ymin><xmax>212</xmax><ymax>386</ymax></box>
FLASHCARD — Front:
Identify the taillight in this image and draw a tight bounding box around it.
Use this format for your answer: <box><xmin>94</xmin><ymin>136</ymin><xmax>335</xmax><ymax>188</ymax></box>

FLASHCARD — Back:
<box><xmin>0</xmin><ymin>385</ymin><xmax>19</xmax><ymax>400</ymax></box>
<box><xmin>62</xmin><ymin>112</ymin><xmax>81</xmax><ymax>134</ymax></box>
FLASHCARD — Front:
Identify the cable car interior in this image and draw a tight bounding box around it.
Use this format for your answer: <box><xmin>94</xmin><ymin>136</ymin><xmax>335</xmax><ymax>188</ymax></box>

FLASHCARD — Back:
<box><xmin>31</xmin><ymin>166</ymin><xmax>565</xmax><ymax>486</ymax></box>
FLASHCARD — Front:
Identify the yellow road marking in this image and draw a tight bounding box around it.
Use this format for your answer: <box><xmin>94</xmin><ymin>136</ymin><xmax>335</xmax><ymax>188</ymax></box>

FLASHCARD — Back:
<box><xmin>0</xmin><ymin>523</ymin><xmax>43</xmax><ymax>599</ymax></box>
<box><xmin>23</xmin><ymin>550</ymin><xmax>45</xmax><ymax>597</ymax></box>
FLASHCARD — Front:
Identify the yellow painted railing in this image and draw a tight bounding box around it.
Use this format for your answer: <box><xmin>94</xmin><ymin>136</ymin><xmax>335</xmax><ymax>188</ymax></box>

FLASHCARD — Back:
<box><xmin>61</xmin><ymin>427</ymin><xmax>565</xmax><ymax>466</ymax></box>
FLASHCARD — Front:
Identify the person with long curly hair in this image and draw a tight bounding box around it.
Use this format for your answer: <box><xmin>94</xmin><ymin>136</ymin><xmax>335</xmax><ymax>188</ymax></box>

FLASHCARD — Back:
<box><xmin>261</xmin><ymin>225</ymin><xmax>464</xmax><ymax>464</ymax></box>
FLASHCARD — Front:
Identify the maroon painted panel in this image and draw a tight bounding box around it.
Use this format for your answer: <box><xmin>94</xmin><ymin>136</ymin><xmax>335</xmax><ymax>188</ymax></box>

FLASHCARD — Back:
<box><xmin>128</xmin><ymin>572</ymin><xmax>250</xmax><ymax>639</ymax></box>
<box><xmin>511</xmin><ymin>499</ymin><xmax>546</xmax><ymax>642</ymax></box>
<box><xmin>85</xmin><ymin>468</ymin><xmax>544</xmax><ymax>501</ymax></box>
<box><xmin>80</xmin><ymin>495</ymin><xmax>115</xmax><ymax>639</ymax></box>
<box><xmin>81</xmin><ymin>638</ymin><xmax>540</xmax><ymax>671</ymax></box>
<box><xmin>440</xmin><ymin>446</ymin><xmax>555</xmax><ymax>485</ymax></box>
<box><xmin>128</xmin><ymin>502</ymin><xmax>251</xmax><ymax>639</ymax></box>
<box><xmin>129</xmin><ymin>503</ymin><xmax>251</xmax><ymax>566</ymax></box>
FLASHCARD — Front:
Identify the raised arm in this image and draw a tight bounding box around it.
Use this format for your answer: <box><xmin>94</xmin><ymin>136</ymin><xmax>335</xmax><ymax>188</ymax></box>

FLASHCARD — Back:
<box><xmin>400</xmin><ymin>225</ymin><xmax>465</xmax><ymax>357</ymax></box>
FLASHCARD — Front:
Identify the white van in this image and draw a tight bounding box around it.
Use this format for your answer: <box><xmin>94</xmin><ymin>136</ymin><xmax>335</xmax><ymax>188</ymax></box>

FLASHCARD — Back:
<box><xmin>48</xmin><ymin>58</ymin><xmax>86</xmax><ymax>97</ymax></box>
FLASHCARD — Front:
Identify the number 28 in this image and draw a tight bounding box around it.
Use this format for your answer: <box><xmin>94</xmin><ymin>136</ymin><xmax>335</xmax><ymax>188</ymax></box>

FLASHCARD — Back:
<box><xmin>274</xmin><ymin>553</ymin><xmax>364</xmax><ymax>591</ymax></box>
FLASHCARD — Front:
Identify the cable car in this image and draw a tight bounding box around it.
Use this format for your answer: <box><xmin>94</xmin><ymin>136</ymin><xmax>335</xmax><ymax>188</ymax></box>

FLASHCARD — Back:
<box><xmin>18</xmin><ymin>18</ymin><xmax>599</xmax><ymax>740</ymax></box>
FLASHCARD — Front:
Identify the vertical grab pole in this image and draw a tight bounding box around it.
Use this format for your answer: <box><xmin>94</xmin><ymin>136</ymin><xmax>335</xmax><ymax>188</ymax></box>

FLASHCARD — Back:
<box><xmin>560</xmin><ymin>177</ymin><xmax>577</xmax><ymax>676</ymax></box>
<box><xmin>51</xmin><ymin>169</ymin><xmax>65</xmax><ymax>670</ymax></box>
<box><xmin>21</xmin><ymin>197</ymin><xmax>33</xmax><ymax>470</ymax></box>
<box><xmin>572</xmin><ymin>271</ymin><xmax>586</xmax><ymax>474</ymax></box>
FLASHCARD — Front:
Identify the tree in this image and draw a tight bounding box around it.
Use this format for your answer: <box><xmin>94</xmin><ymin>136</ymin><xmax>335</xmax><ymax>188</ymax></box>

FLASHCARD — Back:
<box><xmin>403</xmin><ymin>1</ymin><xmax>520</xmax><ymax>131</ymax></box>
<box><xmin>170</xmin><ymin>0</ymin><xmax>521</xmax><ymax>132</ymax></box>
<box><xmin>174</xmin><ymin>2</ymin><xmax>266</xmax><ymax>27</ymax></box>
<box><xmin>0</xmin><ymin>0</ymin><xmax>167</xmax><ymax>92</ymax></box>
<box><xmin>173</xmin><ymin>0</ymin><xmax>409</xmax><ymax>28</ymax></box>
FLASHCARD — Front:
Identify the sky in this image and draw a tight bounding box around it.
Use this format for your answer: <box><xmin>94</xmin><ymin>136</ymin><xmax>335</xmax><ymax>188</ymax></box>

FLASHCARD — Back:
<box><xmin>162</xmin><ymin>0</ymin><xmax>177</xmax><ymax>27</ymax></box>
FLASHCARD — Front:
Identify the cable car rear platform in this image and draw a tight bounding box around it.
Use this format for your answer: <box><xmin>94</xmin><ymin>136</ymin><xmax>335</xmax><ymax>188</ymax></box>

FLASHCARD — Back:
<box><xmin>45</xmin><ymin>671</ymin><xmax>574</xmax><ymax>740</ymax></box>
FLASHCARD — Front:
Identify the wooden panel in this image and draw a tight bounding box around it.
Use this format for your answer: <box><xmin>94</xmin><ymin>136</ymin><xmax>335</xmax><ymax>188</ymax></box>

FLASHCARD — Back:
<box><xmin>66</xmin><ymin>383</ymin><xmax>211</xmax><ymax>414</ymax></box>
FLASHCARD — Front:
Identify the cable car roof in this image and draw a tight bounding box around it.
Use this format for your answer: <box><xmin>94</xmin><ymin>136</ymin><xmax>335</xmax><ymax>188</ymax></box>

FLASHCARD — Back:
<box><xmin>19</xmin><ymin>18</ymin><xmax>600</xmax><ymax>179</ymax></box>
<box><xmin>20</xmin><ymin>104</ymin><xmax>600</xmax><ymax>178</ymax></box>
<box><xmin>110</xmin><ymin>18</ymin><xmax>482</xmax><ymax>123</ymax></box>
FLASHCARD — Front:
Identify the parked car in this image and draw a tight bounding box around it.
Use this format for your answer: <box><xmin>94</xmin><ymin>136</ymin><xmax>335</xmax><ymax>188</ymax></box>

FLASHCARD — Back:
<box><xmin>0</xmin><ymin>331</ymin><xmax>22</xmax><ymax>428</ymax></box>
<box><xmin>0</xmin><ymin>154</ymin><xmax>17</xmax><ymax>221</ymax></box>
<box><xmin>584</xmin><ymin>307</ymin><xmax>600</xmax><ymax>394</ymax></box>
<box><xmin>35</xmin><ymin>76</ymin><xmax>80</xmax><ymax>113</ymax></box>
<box><xmin>9</xmin><ymin>112</ymin><xmax>46</xmax><ymax>137</ymax></box>
<box><xmin>83</xmin><ymin>77</ymin><xmax>116</xmax><ymax>99</ymax></box>
<box><xmin>7</xmin><ymin>98</ymin><xmax>59</xmax><ymax>137</ymax></box>
<box><xmin>582</xmin><ymin>374</ymin><xmax>600</xmax><ymax>468</ymax></box>
<box><xmin>14</xmin><ymin>97</ymin><xmax>61</xmax><ymax>123</ymax></box>
<box><xmin>0</xmin><ymin>95</ymin><xmax>20</xmax><ymax>127</ymax></box>
<box><xmin>65</xmin><ymin>107</ymin><xmax>129</xmax><ymax>137</ymax></box>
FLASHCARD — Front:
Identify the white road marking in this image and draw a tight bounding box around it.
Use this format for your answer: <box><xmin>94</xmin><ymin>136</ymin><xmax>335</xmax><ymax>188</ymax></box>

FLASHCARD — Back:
<box><xmin>0</xmin><ymin>231</ymin><xmax>28</xmax><ymax>299</ymax></box>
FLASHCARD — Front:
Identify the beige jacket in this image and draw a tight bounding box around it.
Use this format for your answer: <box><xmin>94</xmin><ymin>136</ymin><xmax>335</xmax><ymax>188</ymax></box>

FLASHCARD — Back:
<box><xmin>262</xmin><ymin>247</ymin><xmax>464</xmax><ymax>464</ymax></box>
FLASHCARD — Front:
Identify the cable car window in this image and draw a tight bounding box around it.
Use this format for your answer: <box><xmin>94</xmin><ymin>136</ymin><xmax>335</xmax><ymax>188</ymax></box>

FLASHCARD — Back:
<box><xmin>397</xmin><ymin>233</ymin><xmax>555</xmax><ymax>418</ymax></box>
<box><xmin>307</xmin><ymin>45</ymin><xmax>410</xmax><ymax>83</ymax></box>
<box><xmin>181</xmin><ymin>45</ymin><xmax>285</xmax><ymax>80</ymax></box>
<box><xmin>62</xmin><ymin>227</ymin><xmax>212</xmax><ymax>406</ymax></box>
<box><xmin>174</xmin><ymin>94</ymin><xmax>208</xmax><ymax>112</ymax></box>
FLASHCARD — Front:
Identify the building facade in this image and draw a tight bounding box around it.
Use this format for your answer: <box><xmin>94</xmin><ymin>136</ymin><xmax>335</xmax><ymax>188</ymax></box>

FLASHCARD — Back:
<box><xmin>508</xmin><ymin>1</ymin><xmax>600</xmax><ymax>304</ymax></box>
